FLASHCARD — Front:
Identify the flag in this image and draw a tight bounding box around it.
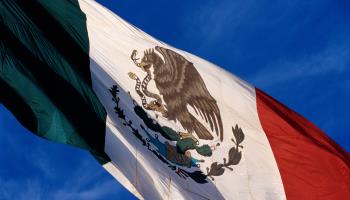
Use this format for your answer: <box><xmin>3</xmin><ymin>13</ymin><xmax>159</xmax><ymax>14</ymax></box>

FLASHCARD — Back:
<box><xmin>1</xmin><ymin>0</ymin><xmax>349</xmax><ymax>199</ymax></box>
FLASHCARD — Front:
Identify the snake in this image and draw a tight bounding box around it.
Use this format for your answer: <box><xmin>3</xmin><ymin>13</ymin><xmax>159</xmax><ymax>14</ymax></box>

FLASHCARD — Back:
<box><xmin>141</xmin><ymin>69</ymin><xmax>163</xmax><ymax>105</ymax></box>
<box><xmin>128</xmin><ymin>71</ymin><xmax>149</xmax><ymax>109</ymax></box>
<box><xmin>128</xmin><ymin>71</ymin><xmax>167</xmax><ymax>117</ymax></box>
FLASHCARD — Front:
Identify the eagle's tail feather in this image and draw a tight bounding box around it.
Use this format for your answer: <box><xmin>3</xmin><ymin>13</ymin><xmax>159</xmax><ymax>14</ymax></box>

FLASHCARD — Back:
<box><xmin>189</xmin><ymin>115</ymin><xmax>213</xmax><ymax>140</ymax></box>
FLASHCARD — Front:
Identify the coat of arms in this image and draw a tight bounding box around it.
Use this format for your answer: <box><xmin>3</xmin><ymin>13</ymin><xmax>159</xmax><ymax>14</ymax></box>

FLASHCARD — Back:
<box><xmin>109</xmin><ymin>46</ymin><xmax>245</xmax><ymax>183</ymax></box>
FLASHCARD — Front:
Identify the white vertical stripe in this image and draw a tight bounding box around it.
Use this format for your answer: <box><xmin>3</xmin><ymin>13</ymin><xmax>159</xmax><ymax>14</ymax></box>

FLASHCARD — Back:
<box><xmin>103</xmin><ymin>162</ymin><xmax>144</xmax><ymax>200</ymax></box>
<box><xmin>80</xmin><ymin>0</ymin><xmax>286</xmax><ymax>199</ymax></box>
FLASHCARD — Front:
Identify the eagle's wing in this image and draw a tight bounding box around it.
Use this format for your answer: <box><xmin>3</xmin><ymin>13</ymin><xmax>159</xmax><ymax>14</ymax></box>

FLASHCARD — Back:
<box><xmin>155</xmin><ymin>46</ymin><xmax>223</xmax><ymax>141</ymax></box>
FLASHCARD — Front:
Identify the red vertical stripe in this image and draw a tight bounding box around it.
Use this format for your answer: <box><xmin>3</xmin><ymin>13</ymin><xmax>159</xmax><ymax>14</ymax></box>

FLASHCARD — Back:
<box><xmin>256</xmin><ymin>89</ymin><xmax>350</xmax><ymax>200</ymax></box>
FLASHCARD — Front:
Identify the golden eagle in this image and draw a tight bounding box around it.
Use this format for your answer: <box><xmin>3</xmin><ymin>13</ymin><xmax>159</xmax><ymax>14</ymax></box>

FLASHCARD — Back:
<box><xmin>134</xmin><ymin>46</ymin><xmax>223</xmax><ymax>141</ymax></box>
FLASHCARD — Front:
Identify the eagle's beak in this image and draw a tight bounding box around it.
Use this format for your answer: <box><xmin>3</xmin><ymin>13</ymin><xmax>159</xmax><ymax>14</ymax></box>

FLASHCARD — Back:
<box><xmin>139</xmin><ymin>61</ymin><xmax>149</xmax><ymax>71</ymax></box>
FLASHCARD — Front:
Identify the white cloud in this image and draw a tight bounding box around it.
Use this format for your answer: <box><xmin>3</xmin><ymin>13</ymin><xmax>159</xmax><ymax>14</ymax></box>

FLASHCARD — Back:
<box><xmin>0</xmin><ymin>179</ymin><xmax>43</xmax><ymax>200</ymax></box>
<box><xmin>180</xmin><ymin>0</ymin><xmax>307</xmax><ymax>52</ymax></box>
<box><xmin>0</xmin><ymin>156</ymin><xmax>126</xmax><ymax>200</ymax></box>
<box><xmin>182</xmin><ymin>0</ymin><xmax>255</xmax><ymax>50</ymax></box>
<box><xmin>51</xmin><ymin>179</ymin><xmax>120</xmax><ymax>200</ymax></box>
<box><xmin>248</xmin><ymin>41</ymin><xmax>350</xmax><ymax>88</ymax></box>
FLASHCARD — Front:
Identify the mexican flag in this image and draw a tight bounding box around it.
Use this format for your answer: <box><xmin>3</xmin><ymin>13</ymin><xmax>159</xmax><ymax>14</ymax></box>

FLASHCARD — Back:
<box><xmin>1</xmin><ymin>0</ymin><xmax>349</xmax><ymax>199</ymax></box>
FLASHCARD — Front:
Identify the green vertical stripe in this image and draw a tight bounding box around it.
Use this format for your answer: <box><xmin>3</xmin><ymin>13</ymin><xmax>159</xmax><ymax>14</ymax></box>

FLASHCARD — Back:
<box><xmin>0</xmin><ymin>42</ymin><xmax>89</xmax><ymax>149</ymax></box>
<box><xmin>0</xmin><ymin>0</ymin><xmax>109</xmax><ymax>163</ymax></box>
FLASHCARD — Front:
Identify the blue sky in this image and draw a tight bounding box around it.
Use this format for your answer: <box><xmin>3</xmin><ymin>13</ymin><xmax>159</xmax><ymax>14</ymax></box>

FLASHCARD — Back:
<box><xmin>0</xmin><ymin>0</ymin><xmax>349</xmax><ymax>199</ymax></box>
